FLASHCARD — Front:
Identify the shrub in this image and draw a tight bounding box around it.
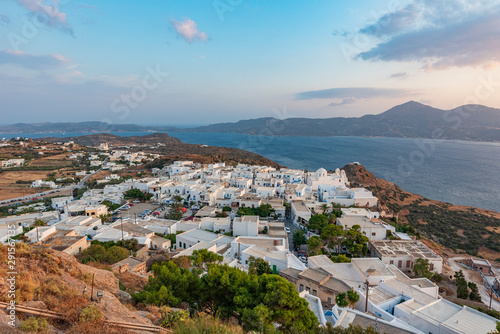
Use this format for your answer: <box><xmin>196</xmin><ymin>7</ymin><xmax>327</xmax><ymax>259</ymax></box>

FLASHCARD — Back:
<box><xmin>79</xmin><ymin>305</ymin><xmax>104</xmax><ymax>323</ymax></box>
<box><xmin>19</xmin><ymin>317</ymin><xmax>49</xmax><ymax>333</ymax></box>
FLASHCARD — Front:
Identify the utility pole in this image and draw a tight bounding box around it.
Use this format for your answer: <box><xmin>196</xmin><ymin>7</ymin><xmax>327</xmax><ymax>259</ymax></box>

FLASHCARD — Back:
<box><xmin>134</xmin><ymin>213</ymin><xmax>137</xmax><ymax>224</ymax></box>
<box><xmin>90</xmin><ymin>273</ymin><xmax>95</xmax><ymax>302</ymax></box>
<box><xmin>489</xmin><ymin>287</ymin><xmax>493</xmax><ymax>310</ymax></box>
<box><xmin>120</xmin><ymin>217</ymin><xmax>124</xmax><ymax>240</ymax></box>
<box><xmin>365</xmin><ymin>279</ymin><xmax>369</xmax><ymax>313</ymax></box>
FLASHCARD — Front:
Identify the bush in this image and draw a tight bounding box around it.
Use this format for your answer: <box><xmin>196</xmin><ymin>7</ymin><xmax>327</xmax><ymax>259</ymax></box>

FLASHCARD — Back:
<box><xmin>19</xmin><ymin>317</ymin><xmax>49</xmax><ymax>333</ymax></box>
<box><xmin>79</xmin><ymin>305</ymin><xmax>104</xmax><ymax>323</ymax></box>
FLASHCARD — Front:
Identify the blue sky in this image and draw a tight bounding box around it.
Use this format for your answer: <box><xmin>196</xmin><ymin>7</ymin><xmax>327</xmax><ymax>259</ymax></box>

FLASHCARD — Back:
<box><xmin>1</xmin><ymin>0</ymin><xmax>500</xmax><ymax>126</ymax></box>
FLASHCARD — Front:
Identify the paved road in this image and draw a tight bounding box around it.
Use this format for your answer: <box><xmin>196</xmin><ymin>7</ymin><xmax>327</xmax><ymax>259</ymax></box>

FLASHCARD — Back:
<box><xmin>0</xmin><ymin>187</ymin><xmax>74</xmax><ymax>206</ymax></box>
<box><xmin>284</xmin><ymin>216</ymin><xmax>302</xmax><ymax>251</ymax></box>
<box><xmin>0</xmin><ymin>157</ymin><xmax>109</xmax><ymax>206</ymax></box>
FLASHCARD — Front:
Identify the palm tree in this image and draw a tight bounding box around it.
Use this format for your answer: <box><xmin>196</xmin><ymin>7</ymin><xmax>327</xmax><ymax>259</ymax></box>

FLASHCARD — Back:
<box><xmin>320</xmin><ymin>203</ymin><xmax>329</xmax><ymax>215</ymax></box>
<box><xmin>99</xmin><ymin>213</ymin><xmax>110</xmax><ymax>225</ymax></box>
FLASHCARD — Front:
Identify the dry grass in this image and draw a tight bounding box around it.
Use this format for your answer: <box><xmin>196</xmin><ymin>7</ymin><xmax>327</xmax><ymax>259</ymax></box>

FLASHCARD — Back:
<box><xmin>0</xmin><ymin>170</ymin><xmax>53</xmax><ymax>185</ymax></box>
<box><xmin>30</xmin><ymin>153</ymin><xmax>74</xmax><ymax>167</ymax></box>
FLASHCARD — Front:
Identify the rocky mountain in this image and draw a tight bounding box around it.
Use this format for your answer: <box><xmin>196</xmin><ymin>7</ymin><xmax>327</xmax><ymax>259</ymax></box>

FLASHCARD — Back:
<box><xmin>3</xmin><ymin>102</ymin><xmax>500</xmax><ymax>142</ymax></box>
<box><xmin>180</xmin><ymin>101</ymin><xmax>500</xmax><ymax>141</ymax></box>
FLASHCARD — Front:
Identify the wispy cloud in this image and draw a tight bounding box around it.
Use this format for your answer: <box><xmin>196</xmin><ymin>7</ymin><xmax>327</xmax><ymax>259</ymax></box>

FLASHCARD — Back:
<box><xmin>328</xmin><ymin>97</ymin><xmax>358</xmax><ymax>107</ymax></box>
<box><xmin>10</xmin><ymin>0</ymin><xmax>73</xmax><ymax>35</ymax></box>
<box><xmin>296</xmin><ymin>87</ymin><xmax>418</xmax><ymax>107</ymax></box>
<box><xmin>0</xmin><ymin>50</ymin><xmax>69</xmax><ymax>70</ymax></box>
<box><xmin>170</xmin><ymin>17</ymin><xmax>208</xmax><ymax>44</ymax></box>
<box><xmin>296</xmin><ymin>87</ymin><xmax>413</xmax><ymax>100</ymax></box>
<box><xmin>390</xmin><ymin>72</ymin><xmax>408</xmax><ymax>79</ymax></box>
<box><xmin>356</xmin><ymin>0</ymin><xmax>500</xmax><ymax>70</ymax></box>
<box><xmin>0</xmin><ymin>13</ymin><xmax>10</xmax><ymax>24</ymax></box>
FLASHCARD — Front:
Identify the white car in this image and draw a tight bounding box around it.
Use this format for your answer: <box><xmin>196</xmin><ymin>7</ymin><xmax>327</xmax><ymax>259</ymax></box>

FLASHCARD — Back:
<box><xmin>285</xmin><ymin>227</ymin><xmax>291</xmax><ymax>234</ymax></box>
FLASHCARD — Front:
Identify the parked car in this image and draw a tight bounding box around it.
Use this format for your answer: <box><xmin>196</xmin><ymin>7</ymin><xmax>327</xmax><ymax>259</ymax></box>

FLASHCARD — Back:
<box><xmin>133</xmin><ymin>200</ymin><xmax>140</xmax><ymax>203</ymax></box>
<box><xmin>285</xmin><ymin>227</ymin><xmax>291</xmax><ymax>234</ymax></box>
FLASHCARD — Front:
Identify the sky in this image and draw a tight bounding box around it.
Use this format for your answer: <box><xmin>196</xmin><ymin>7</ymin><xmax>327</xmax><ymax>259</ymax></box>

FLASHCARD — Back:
<box><xmin>1</xmin><ymin>0</ymin><xmax>500</xmax><ymax>126</ymax></box>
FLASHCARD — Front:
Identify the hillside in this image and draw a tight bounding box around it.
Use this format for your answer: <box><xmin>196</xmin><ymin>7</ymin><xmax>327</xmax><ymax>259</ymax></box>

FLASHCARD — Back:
<box><xmin>182</xmin><ymin>101</ymin><xmax>500</xmax><ymax>142</ymax></box>
<box><xmin>0</xmin><ymin>122</ymin><xmax>176</xmax><ymax>134</ymax></box>
<box><xmin>0</xmin><ymin>244</ymin><xmax>151</xmax><ymax>333</ymax></box>
<box><xmin>342</xmin><ymin>163</ymin><xmax>500</xmax><ymax>259</ymax></box>
<box><xmin>39</xmin><ymin>132</ymin><xmax>282</xmax><ymax>167</ymax></box>
<box><xmin>3</xmin><ymin>101</ymin><xmax>500</xmax><ymax>142</ymax></box>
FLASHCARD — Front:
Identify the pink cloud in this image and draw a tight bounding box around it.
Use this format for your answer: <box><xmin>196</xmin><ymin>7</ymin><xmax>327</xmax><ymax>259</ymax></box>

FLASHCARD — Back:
<box><xmin>171</xmin><ymin>17</ymin><xmax>208</xmax><ymax>44</ymax></box>
<box><xmin>11</xmin><ymin>0</ymin><xmax>73</xmax><ymax>34</ymax></box>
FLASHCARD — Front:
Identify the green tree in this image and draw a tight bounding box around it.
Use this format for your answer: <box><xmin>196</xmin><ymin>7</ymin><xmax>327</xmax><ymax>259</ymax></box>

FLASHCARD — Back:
<box><xmin>308</xmin><ymin>214</ymin><xmax>329</xmax><ymax>233</ymax></box>
<box><xmin>237</xmin><ymin>207</ymin><xmax>255</xmax><ymax>216</ymax></box>
<box><xmin>455</xmin><ymin>270</ymin><xmax>469</xmax><ymax>299</ymax></box>
<box><xmin>321</xmin><ymin>224</ymin><xmax>346</xmax><ymax>256</ymax></box>
<box><xmin>335</xmin><ymin>292</ymin><xmax>349</xmax><ymax>307</ymax></box>
<box><xmin>248</xmin><ymin>257</ymin><xmax>273</xmax><ymax>276</ymax></box>
<box><xmin>80</xmin><ymin>244</ymin><xmax>106</xmax><ymax>263</ymax></box>
<box><xmin>124</xmin><ymin>188</ymin><xmax>145</xmax><ymax>199</ymax></box>
<box><xmin>33</xmin><ymin>219</ymin><xmax>46</xmax><ymax>226</ymax></box>
<box><xmin>343</xmin><ymin>225</ymin><xmax>369</xmax><ymax>257</ymax></box>
<box><xmin>255</xmin><ymin>204</ymin><xmax>274</xmax><ymax>217</ymax></box>
<box><xmin>168</xmin><ymin>197</ymin><xmax>184</xmax><ymax>220</ymax></box>
<box><xmin>320</xmin><ymin>203</ymin><xmax>330</xmax><ymax>215</ymax></box>
<box><xmin>468</xmin><ymin>282</ymin><xmax>481</xmax><ymax>301</ymax></box>
<box><xmin>308</xmin><ymin>236</ymin><xmax>323</xmax><ymax>256</ymax></box>
<box><xmin>347</xmin><ymin>290</ymin><xmax>359</xmax><ymax>308</ymax></box>
<box><xmin>413</xmin><ymin>258</ymin><xmax>432</xmax><ymax>279</ymax></box>
<box><xmin>190</xmin><ymin>249</ymin><xmax>223</xmax><ymax>271</ymax></box>
<box><xmin>293</xmin><ymin>229</ymin><xmax>308</xmax><ymax>248</ymax></box>
<box><xmin>103</xmin><ymin>246</ymin><xmax>129</xmax><ymax>264</ymax></box>
<box><xmin>99</xmin><ymin>213</ymin><xmax>111</xmax><ymax>225</ymax></box>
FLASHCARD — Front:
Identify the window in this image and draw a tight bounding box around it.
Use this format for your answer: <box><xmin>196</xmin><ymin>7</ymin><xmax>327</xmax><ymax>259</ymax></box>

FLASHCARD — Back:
<box><xmin>398</xmin><ymin>260</ymin><xmax>402</xmax><ymax>268</ymax></box>
<box><xmin>306</xmin><ymin>287</ymin><xmax>310</xmax><ymax>292</ymax></box>
<box><xmin>299</xmin><ymin>284</ymin><xmax>304</xmax><ymax>292</ymax></box>
<box><xmin>429</xmin><ymin>263</ymin><xmax>434</xmax><ymax>271</ymax></box>
<box><xmin>372</xmin><ymin>232</ymin><xmax>376</xmax><ymax>236</ymax></box>
<box><xmin>312</xmin><ymin>289</ymin><xmax>317</xmax><ymax>296</ymax></box>
<box><xmin>327</xmin><ymin>297</ymin><xmax>332</xmax><ymax>304</ymax></box>
<box><xmin>406</xmin><ymin>260</ymin><xmax>411</xmax><ymax>268</ymax></box>
<box><xmin>389</xmin><ymin>260</ymin><xmax>394</xmax><ymax>265</ymax></box>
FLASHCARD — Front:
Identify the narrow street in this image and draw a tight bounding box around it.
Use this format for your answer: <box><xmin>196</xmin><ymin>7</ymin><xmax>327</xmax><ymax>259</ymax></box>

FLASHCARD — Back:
<box><xmin>284</xmin><ymin>216</ymin><xmax>302</xmax><ymax>251</ymax></box>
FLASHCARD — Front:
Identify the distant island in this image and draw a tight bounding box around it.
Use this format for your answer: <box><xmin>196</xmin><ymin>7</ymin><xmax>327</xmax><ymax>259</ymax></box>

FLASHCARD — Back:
<box><xmin>2</xmin><ymin>101</ymin><xmax>500</xmax><ymax>142</ymax></box>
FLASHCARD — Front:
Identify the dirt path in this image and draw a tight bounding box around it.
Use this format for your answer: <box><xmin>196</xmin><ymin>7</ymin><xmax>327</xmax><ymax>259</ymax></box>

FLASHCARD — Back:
<box><xmin>447</xmin><ymin>257</ymin><xmax>500</xmax><ymax>311</ymax></box>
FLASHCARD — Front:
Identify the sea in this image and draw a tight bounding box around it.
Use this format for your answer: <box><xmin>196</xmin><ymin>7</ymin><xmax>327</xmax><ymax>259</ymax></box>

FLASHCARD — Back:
<box><xmin>2</xmin><ymin>132</ymin><xmax>499</xmax><ymax>212</ymax></box>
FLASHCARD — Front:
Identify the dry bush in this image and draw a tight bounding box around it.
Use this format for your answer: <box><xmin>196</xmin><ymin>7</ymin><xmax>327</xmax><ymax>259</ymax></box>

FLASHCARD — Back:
<box><xmin>36</xmin><ymin>276</ymin><xmax>89</xmax><ymax>321</ymax></box>
<box><xmin>67</xmin><ymin>321</ymin><xmax>131</xmax><ymax>334</ymax></box>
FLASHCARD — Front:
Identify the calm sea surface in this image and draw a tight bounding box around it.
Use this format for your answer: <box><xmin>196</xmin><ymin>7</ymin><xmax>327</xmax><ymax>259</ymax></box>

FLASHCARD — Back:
<box><xmin>2</xmin><ymin>132</ymin><xmax>499</xmax><ymax>212</ymax></box>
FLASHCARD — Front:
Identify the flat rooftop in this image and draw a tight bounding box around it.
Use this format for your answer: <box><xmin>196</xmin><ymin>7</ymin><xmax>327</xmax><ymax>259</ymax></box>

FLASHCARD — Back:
<box><xmin>42</xmin><ymin>232</ymin><xmax>86</xmax><ymax>251</ymax></box>
<box><xmin>370</xmin><ymin>240</ymin><xmax>441</xmax><ymax>259</ymax></box>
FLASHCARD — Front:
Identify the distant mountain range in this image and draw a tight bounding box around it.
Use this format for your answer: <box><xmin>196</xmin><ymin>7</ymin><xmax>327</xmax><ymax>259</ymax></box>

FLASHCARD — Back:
<box><xmin>2</xmin><ymin>101</ymin><xmax>500</xmax><ymax>142</ymax></box>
